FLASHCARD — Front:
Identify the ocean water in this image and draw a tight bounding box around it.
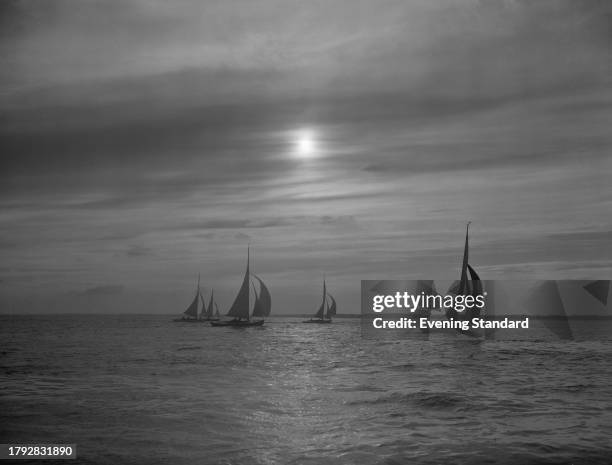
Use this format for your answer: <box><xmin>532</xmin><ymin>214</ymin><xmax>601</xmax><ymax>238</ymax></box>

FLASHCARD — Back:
<box><xmin>1</xmin><ymin>315</ymin><xmax>612</xmax><ymax>465</ymax></box>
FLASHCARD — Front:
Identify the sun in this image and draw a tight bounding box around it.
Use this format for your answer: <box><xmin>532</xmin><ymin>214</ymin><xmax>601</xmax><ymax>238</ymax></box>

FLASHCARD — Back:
<box><xmin>293</xmin><ymin>129</ymin><xmax>318</xmax><ymax>159</ymax></box>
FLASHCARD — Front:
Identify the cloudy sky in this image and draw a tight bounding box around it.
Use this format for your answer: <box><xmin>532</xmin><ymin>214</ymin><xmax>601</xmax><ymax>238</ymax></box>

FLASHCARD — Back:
<box><xmin>1</xmin><ymin>0</ymin><xmax>611</xmax><ymax>314</ymax></box>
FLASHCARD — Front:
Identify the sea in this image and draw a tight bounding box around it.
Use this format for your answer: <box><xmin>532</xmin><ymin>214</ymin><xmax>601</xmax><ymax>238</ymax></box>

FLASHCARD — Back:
<box><xmin>1</xmin><ymin>315</ymin><xmax>612</xmax><ymax>465</ymax></box>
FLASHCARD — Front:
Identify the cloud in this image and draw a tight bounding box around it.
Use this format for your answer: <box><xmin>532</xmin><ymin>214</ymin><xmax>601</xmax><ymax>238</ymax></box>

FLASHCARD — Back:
<box><xmin>0</xmin><ymin>0</ymin><xmax>611</xmax><ymax>312</ymax></box>
<box><xmin>82</xmin><ymin>285</ymin><xmax>125</xmax><ymax>296</ymax></box>
<box><xmin>126</xmin><ymin>245</ymin><xmax>153</xmax><ymax>257</ymax></box>
<box><xmin>173</xmin><ymin>219</ymin><xmax>292</xmax><ymax>231</ymax></box>
<box><xmin>2</xmin><ymin>0</ymin><xmax>610</xmax><ymax>107</ymax></box>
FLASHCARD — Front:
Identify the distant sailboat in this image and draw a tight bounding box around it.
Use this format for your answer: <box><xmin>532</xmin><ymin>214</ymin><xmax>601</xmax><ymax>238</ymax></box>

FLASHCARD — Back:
<box><xmin>199</xmin><ymin>289</ymin><xmax>220</xmax><ymax>321</ymax></box>
<box><xmin>211</xmin><ymin>247</ymin><xmax>269</xmax><ymax>327</ymax></box>
<box><xmin>445</xmin><ymin>222</ymin><xmax>485</xmax><ymax>336</ymax></box>
<box><xmin>173</xmin><ymin>274</ymin><xmax>204</xmax><ymax>322</ymax></box>
<box><xmin>304</xmin><ymin>280</ymin><xmax>336</xmax><ymax>323</ymax></box>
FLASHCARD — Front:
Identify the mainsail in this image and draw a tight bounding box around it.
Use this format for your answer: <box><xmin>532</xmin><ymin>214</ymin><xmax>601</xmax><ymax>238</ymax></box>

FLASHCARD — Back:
<box><xmin>183</xmin><ymin>274</ymin><xmax>200</xmax><ymax>319</ymax></box>
<box><xmin>314</xmin><ymin>280</ymin><xmax>327</xmax><ymax>319</ymax></box>
<box><xmin>184</xmin><ymin>292</ymin><xmax>199</xmax><ymax>319</ymax></box>
<box><xmin>226</xmin><ymin>248</ymin><xmax>251</xmax><ymax>320</ymax></box>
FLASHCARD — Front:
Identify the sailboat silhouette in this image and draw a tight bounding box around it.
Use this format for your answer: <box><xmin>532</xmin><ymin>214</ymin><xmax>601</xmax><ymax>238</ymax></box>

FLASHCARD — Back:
<box><xmin>211</xmin><ymin>247</ymin><xmax>270</xmax><ymax>327</ymax></box>
<box><xmin>199</xmin><ymin>289</ymin><xmax>220</xmax><ymax>321</ymax></box>
<box><xmin>303</xmin><ymin>279</ymin><xmax>336</xmax><ymax>323</ymax></box>
<box><xmin>445</xmin><ymin>222</ymin><xmax>485</xmax><ymax>337</ymax></box>
<box><xmin>173</xmin><ymin>274</ymin><xmax>204</xmax><ymax>322</ymax></box>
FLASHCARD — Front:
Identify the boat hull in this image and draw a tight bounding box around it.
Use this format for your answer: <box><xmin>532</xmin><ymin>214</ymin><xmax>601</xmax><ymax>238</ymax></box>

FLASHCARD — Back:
<box><xmin>303</xmin><ymin>319</ymin><xmax>332</xmax><ymax>324</ymax></box>
<box><xmin>210</xmin><ymin>319</ymin><xmax>264</xmax><ymax>327</ymax></box>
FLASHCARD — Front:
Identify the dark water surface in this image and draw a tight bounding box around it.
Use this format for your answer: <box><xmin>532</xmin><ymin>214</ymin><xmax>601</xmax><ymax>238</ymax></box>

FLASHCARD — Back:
<box><xmin>1</xmin><ymin>315</ymin><xmax>611</xmax><ymax>464</ymax></box>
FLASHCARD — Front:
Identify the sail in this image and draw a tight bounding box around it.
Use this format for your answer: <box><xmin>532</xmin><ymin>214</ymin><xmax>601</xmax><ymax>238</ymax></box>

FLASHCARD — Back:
<box><xmin>199</xmin><ymin>293</ymin><xmax>207</xmax><ymax>318</ymax></box>
<box><xmin>448</xmin><ymin>263</ymin><xmax>481</xmax><ymax>299</ymax></box>
<box><xmin>184</xmin><ymin>292</ymin><xmax>199</xmax><ymax>318</ymax></box>
<box><xmin>314</xmin><ymin>280</ymin><xmax>326</xmax><ymax>319</ymax></box>
<box><xmin>583</xmin><ymin>280</ymin><xmax>610</xmax><ymax>305</ymax></box>
<box><xmin>445</xmin><ymin>224</ymin><xmax>486</xmax><ymax>331</ymax></box>
<box><xmin>251</xmin><ymin>282</ymin><xmax>264</xmax><ymax>317</ymax></box>
<box><xmin>466</xmin><ymin>263</ymin><xmax>483</xmax><ymax>319</ymax></box>
<box><xmin>227</xmin><ymin>248</ymin><xmax>251</xmax><ymax>320</ymax></box>
<box><xmin>458</xmin><ymin>222</ymin><xmax>470</xmax><ymax>295</ymax></box>
<box><xmin>214</xmin><ymin>303</ymin><xmax>220</xmax><ymax>317</ymax></box>
<box><xmin>206</xmin><ymin>290</ymin><xmax>214</xmax><ymax>318</ymax></box>
<box><xmin>252</xmin><ymin>274</ymin><xmax>271</xmax><ymax>317</ymax></box>
<box><xmin>326</xmin><ymin>294</ymin><xmax>337</xmax><ymax>318</ymax></box>
<box><xmin>524</xmin><ymin>281</ymin><xmax>573</xmax><ymax>340</ymax></box>
<box><xmin>467</xmin><ymin>263</ymin><xmax>481</xmax><ymax>282</ymax></box>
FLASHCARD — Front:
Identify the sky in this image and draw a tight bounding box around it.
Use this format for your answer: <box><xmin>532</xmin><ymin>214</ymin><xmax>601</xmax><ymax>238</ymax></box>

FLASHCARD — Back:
<box><xmin>1</xmin><ymin>0</ymin><xmax>611</xmax><ymax>314</ymax></box>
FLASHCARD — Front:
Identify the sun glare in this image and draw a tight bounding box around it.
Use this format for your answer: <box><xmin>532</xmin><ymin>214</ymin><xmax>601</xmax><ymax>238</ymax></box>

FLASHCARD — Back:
<box><xmin>294</xmin><ymin>129</ymin><xmax>318</xmax><ymax>159</ymax></box>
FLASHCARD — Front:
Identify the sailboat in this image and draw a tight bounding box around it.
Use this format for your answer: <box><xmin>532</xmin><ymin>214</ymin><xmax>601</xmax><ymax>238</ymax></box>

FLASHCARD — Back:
<box><xmin>173</xmin><ymin>274</ymin><xmax>204</xmax><ymax>322</ymax></box>
<box><xmin>444</xmin><ymin>222</ymin><xmax>485</xmax><ymax>336</ymax></box>
<box><xmin>199</xmin><ymin>289</ymin><xmax>220</xmax><ymax>321</ymax></box>
<box><xmin>210</xmin><ymin>247</ymin><xmax>270</xmax><ymax>327</ymax></box>
<box><xmin>303</xmin><ymin>280</ymin><xmax>336</xmax><ymax>323</ymax></box>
